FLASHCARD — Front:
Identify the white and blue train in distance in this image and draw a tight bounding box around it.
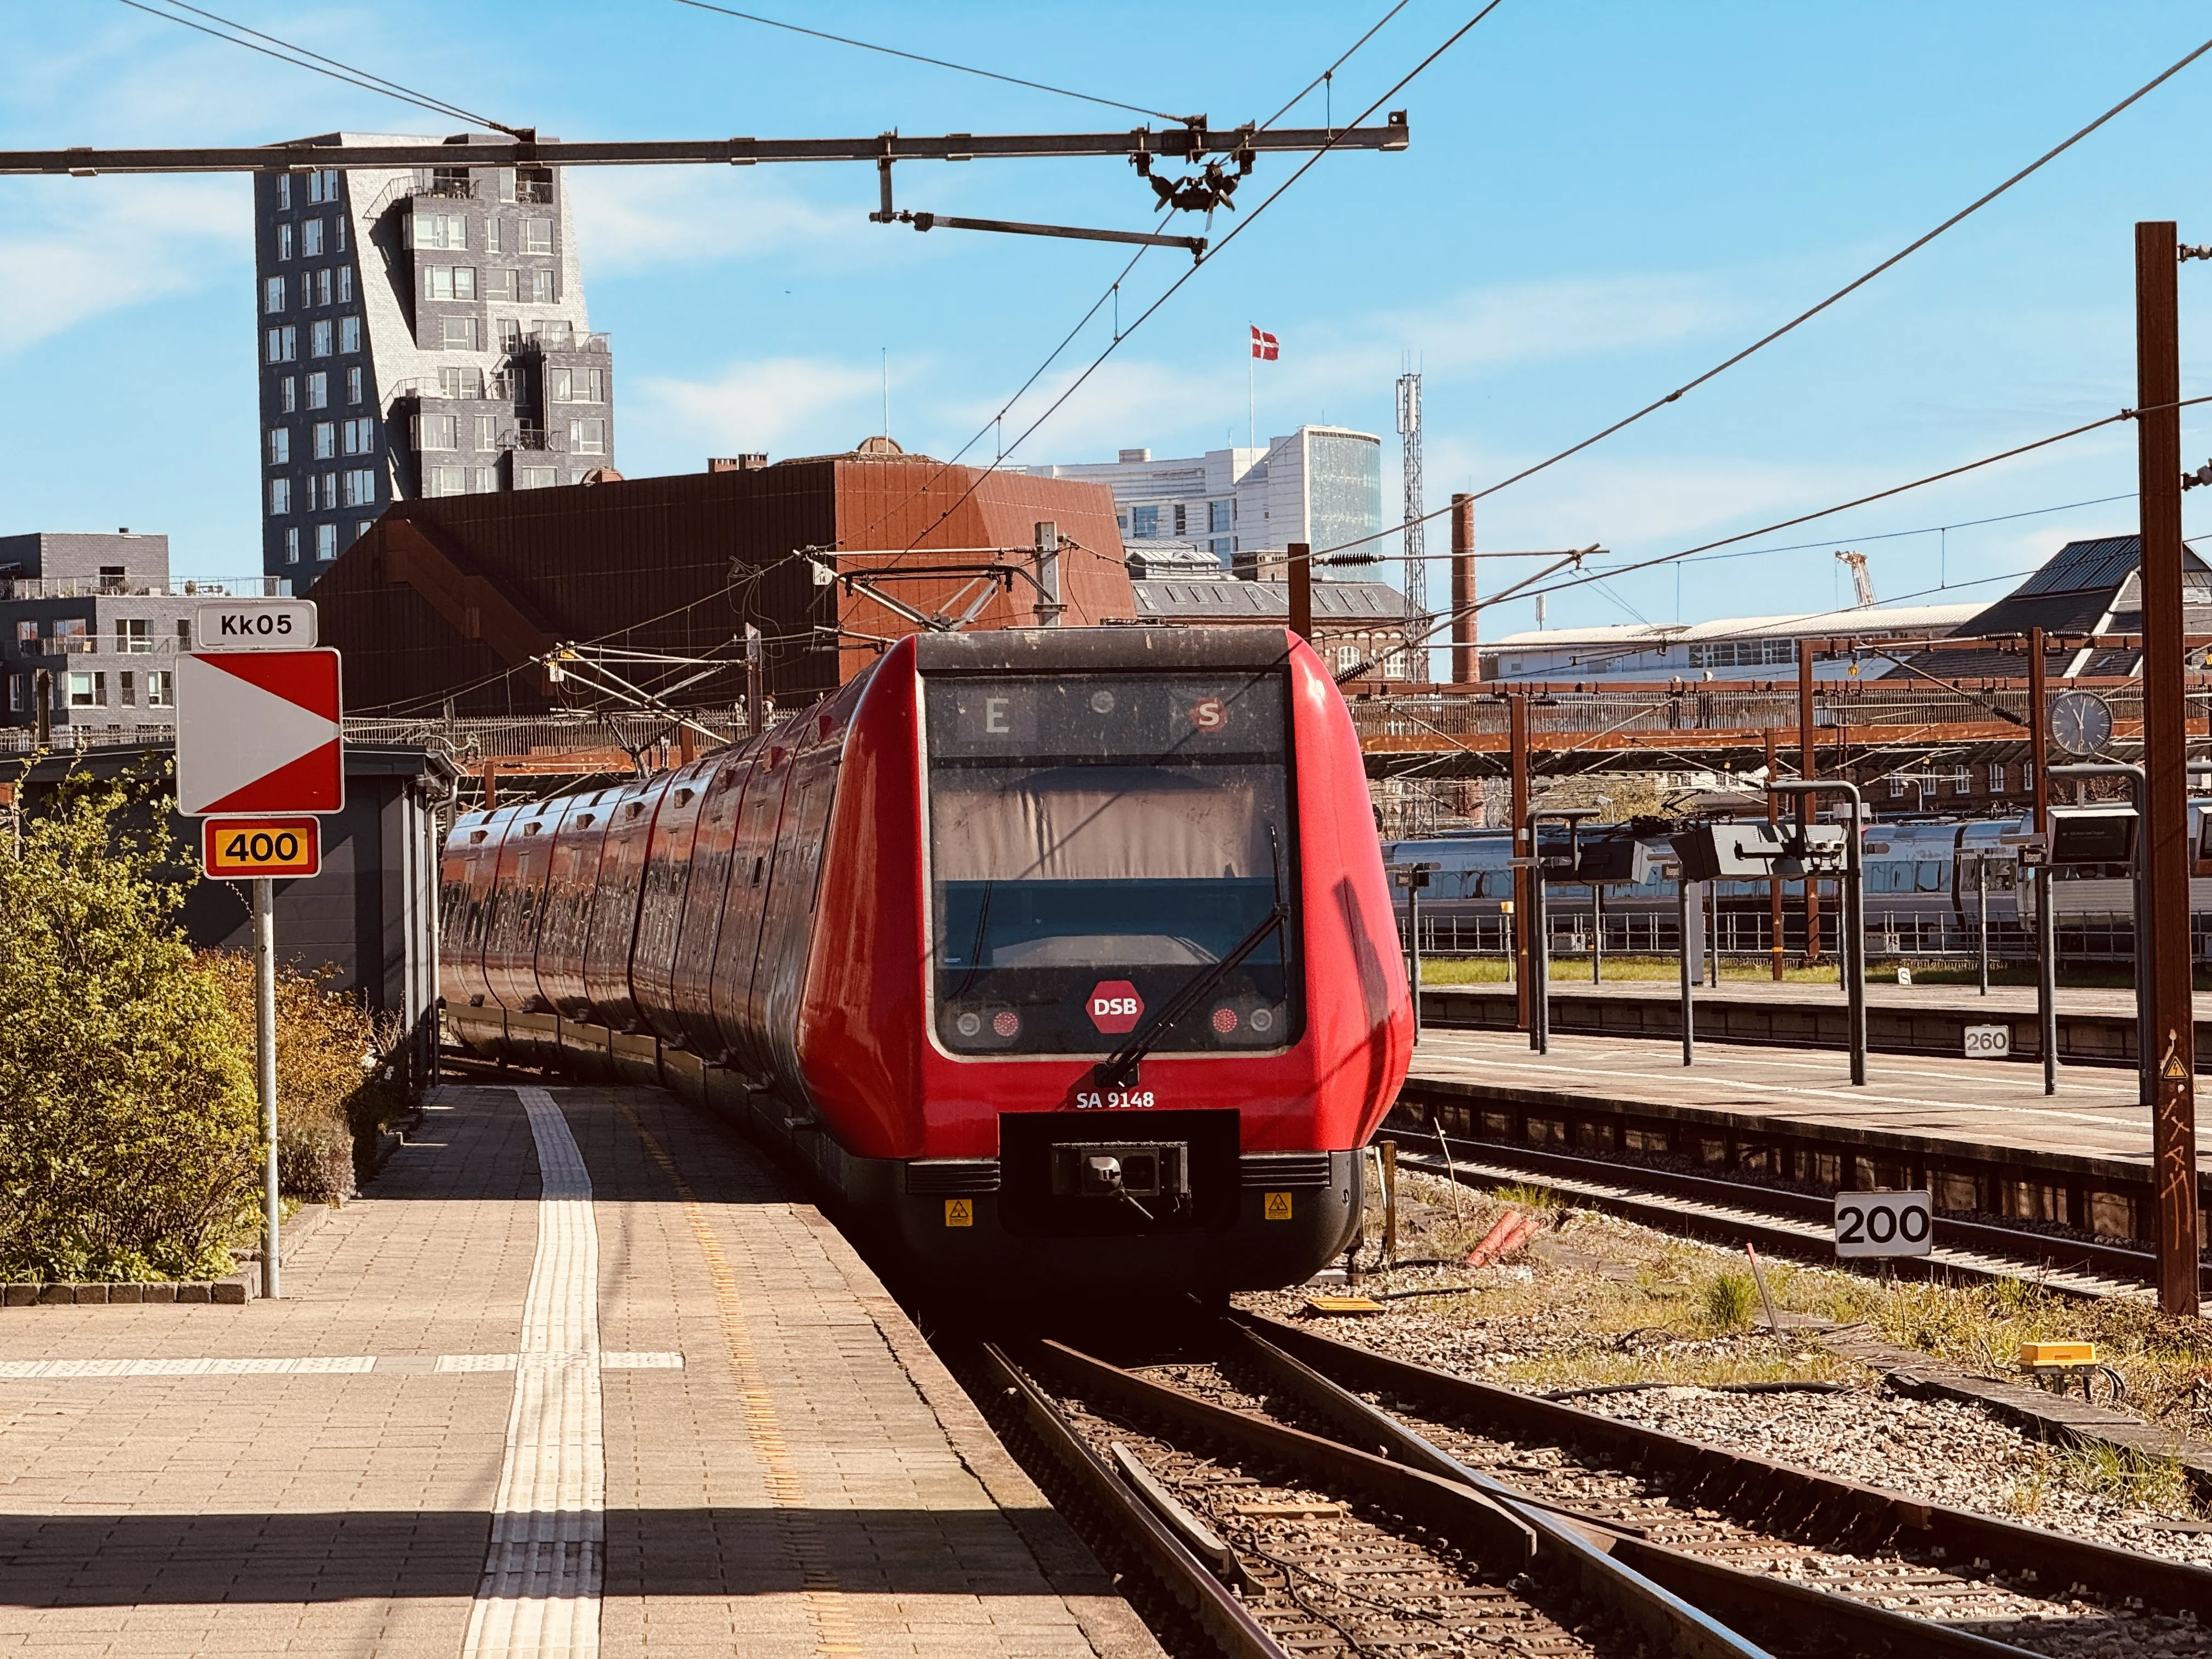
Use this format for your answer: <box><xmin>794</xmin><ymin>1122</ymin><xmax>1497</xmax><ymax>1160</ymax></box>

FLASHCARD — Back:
<box><xmin>1384</xmin><ymin>807</ymin><xmax>2212</xmax><ymax>961</ymax></box>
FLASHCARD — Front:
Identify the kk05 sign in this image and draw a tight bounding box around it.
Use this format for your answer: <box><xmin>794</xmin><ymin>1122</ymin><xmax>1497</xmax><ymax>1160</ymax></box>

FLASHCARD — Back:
<box><xmin>202</xmin><ymin>816</ymin><xmax>321</xmax><ymax>880</ymax></box>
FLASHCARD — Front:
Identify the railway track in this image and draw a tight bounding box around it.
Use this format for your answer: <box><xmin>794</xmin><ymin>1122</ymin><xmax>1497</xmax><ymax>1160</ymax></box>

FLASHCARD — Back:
<box><xmin>1391</xmin><ymin>1130</ymin><xmax>2166</xmax><ymax>1301</ymax></box>
<box><xmin>960</xmin><ymin>1313</ymin><xmax>2212</xmax><ymax>1659</ymax></box>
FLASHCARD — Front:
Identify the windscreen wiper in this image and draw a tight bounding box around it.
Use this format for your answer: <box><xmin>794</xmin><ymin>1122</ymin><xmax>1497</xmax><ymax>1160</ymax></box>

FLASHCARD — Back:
<box><xmin>1092</xmin><ymin>904</ymin><xmax>1286</xmax><ymax>1091</ymax></box>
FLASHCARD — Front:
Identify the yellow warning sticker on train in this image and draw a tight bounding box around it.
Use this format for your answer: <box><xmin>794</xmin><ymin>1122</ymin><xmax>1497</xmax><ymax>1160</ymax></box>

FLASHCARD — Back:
<box><xmin>944</xmin><ymin>1198</ymin><xmax>973</xmax><ymax>1227</ymax></box>
<box><xmin>1263</xmin><ymin>1192</ymin><xmax>1293</xmax><ymax>1221</ymax></box>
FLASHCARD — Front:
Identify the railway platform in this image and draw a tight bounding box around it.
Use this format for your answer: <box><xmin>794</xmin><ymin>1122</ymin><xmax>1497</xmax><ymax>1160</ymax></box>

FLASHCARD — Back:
<box><xmin>1396</xmin><ymin>1025</ymin><xmax>2204</xmax><ymax>1243</ymax></box>
<box><xmin>1419</xmin><ymin>977</ymin><xmax>2212</xmax><ymax>1070</ymax></box>
<box><xmin>0</xmin><ymin>1083</ymin><xmax>1160</xmax><ymax>1659</ymax></box>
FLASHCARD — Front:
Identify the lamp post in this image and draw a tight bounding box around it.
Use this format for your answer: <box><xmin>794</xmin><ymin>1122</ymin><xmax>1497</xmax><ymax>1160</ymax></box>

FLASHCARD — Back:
<box><xmin>1669</xmin><ymin>860</ymin><xmax>1693</xmax><ymax>1067</ymax></box>
<box><xmin>1524</xmin><ymin>805</ymin><xmax>1596</xmax><ymax>1055</ymax></box>
<box><xmin>1768</xmin><ymin>780</ymin><xmax>1867</xmax><ymax>1085</ymax></box>
<box><xmin>1389</xmin><ymin>862</ymin><xmax>1439</xmax><ymax>1047</ymax></box>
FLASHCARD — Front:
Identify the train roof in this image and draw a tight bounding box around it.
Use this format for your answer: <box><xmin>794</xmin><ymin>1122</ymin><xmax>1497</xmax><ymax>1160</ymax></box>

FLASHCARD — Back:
<box><xmin>910</xmin><ymin>626</ymin><xmax>1294</xmax><ymax>674</ymax></box>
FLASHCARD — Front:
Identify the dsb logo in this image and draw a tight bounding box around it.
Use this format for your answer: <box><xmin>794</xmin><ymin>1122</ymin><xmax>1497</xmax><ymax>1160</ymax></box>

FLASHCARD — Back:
<box><xmin>1087</xmin><ymin>980</ymin><xmax>1143</xmax><ymax>1034</ymax></box>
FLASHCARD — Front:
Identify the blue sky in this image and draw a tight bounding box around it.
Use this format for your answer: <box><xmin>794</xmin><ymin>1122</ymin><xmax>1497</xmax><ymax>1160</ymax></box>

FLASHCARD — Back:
<box><xmin>9</xmin><ymin>2</ymin><xmax>2212</xmax><ymax>636</ymax></box>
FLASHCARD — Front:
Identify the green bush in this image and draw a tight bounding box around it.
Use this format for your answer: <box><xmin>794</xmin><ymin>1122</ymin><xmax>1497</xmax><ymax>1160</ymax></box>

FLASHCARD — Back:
<box><xmin>0</xmin><ymin>773</ymin><xmax>259</xmax><ymax>1281</ymax></box>
<box><xmin>1700</xmin><ymin>1269</ymin><xmax>1758</xmax><ymax>1333</ymax></box>
<box><xmin>201</xmin><ymin>952</ymin><xmax>413</xmax><ymax>1203</ymax></box>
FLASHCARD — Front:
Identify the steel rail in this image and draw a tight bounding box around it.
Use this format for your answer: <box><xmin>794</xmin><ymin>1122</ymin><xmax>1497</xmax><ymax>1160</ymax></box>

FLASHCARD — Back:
<box><xmin>0</xmin><ymin>122</ymin><xmax>1410</xmax><ymax>177</ymax></box>
<box><xmin>970</xmin><ymin>1341</ymin><xmax>1288</xmax><ymax>1659</ymax></box>
<box><xmin>1389</xmin><ymin>1127</ymin><xmax>2182</xmax><ymax>1297</ymax></box>
<box><xmin>1025</xmin><ymin>1336</ymin><xmax>1771</xmax><ymax>1659</ymax></box>
<box><xmin>1225</xmin><ymin>1322</ymin><xmax>2044</xmax><ymax>1659</ymax></box>
<box><xmin>1244</xmin><ymin>1310</ymin><xmax>2212</xmax><ymax>1626</ymax></box>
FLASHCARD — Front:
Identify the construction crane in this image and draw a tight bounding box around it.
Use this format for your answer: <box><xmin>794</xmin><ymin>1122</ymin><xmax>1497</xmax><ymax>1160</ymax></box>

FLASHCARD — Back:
<box><xmin>1836</xmin><ymin>549</ymin><xmax>1875</xmax><ymax>607</ymax></box>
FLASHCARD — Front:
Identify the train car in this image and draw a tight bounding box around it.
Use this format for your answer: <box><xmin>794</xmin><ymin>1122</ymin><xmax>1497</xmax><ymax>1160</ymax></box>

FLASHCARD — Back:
<box><xmin>441</xmin><ymin>628</ymin><xmax>1413</xmax><ymax>1295</ymax></box>
<box><xmin>1383</xmin><ymin>803</ymin><xmax>2212</xmax><ymax>961</ymax></box>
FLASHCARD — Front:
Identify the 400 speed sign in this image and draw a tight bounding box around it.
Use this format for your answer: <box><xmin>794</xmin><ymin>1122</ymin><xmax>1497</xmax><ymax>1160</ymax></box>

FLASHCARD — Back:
<box><xmin>201</xmin><ymin>816</ymin><xmax>321</xmax><ymax>879</ymax></box>
<box><xmin>1833</xmin><ymin>1189</ymin><xmax>1933</xmax><ymax>1259</ymax></box>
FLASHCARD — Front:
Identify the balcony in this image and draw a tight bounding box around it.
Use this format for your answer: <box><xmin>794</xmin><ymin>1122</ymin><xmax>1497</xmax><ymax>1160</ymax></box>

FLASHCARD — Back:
<box><xmin>0</xmin><ymin>574</ymin><xmax>281</xmax><ymax>601</ymax></box>
<box><xmin>514</xmin><ymin>179</ymin><xmax>554</xmax><ymax>205</ymax></box>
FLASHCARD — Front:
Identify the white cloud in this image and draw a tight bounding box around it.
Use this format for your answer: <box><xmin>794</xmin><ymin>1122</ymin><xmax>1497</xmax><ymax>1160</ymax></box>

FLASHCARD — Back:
<box><xmin>565</xmin><ymin>167</ymin><xmax>883</xmax><ymax>276</ymax></box>
<box><xmin>628</xmin><ymin>356</ymin><xmax>888</xmax><ymax>454</ymax></box>
<box><xmin>0</xmin><ymin>178</ymin><xmax>248</xmax><ymax>353</ymax></box>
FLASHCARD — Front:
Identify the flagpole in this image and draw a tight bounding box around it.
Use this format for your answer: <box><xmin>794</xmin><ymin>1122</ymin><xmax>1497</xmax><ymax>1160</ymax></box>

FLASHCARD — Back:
<box><xmin>1248</xmin><ymin>346</ymin><xmax>1255</xmax><ymax>449</ymax></box>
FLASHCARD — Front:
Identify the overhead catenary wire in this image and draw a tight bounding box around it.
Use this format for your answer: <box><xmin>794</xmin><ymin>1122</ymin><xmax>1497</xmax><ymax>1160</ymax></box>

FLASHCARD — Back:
<box><xmin>117</xmin><ymin>0</ymin><xmax>515</xmax><ymax>134</ymax></box>
<box><xmin>670</xmin><ymin>0</ymin><xmax>1187</xmax><ymax>124</ymax></box>
<box><xmin>1317</xmin><ymin>28</ymin><xmax>2212</xmax><ymax>563</ymax></box>
<box><xmin>1339</xmin><ymin>393</ymin><xmax>2212</xmax><ymax>682</ymax></box>
<box><xmin>834</xmin><ymin>1</ymin><xmax>1428</xmax><ymax>554</ymax></box>
<box><xmin>879</xmin><ymin>1</ymin><xmax>1509</xmax><ymax>560</ymax></box>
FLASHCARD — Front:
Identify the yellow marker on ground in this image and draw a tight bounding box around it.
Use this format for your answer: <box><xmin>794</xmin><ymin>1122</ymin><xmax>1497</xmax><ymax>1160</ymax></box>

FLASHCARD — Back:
<box><xmin>2019</xmin><ymin>1341</ymin><xmax>2095</xmax><ymax>1367</ymax></box>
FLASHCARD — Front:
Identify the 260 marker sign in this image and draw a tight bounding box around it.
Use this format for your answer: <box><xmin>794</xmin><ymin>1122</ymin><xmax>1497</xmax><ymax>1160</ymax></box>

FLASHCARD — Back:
<box><xmin>202</xmin><ymin>816</ymin><xmax>320</xmax><ymax>879</ymax></box>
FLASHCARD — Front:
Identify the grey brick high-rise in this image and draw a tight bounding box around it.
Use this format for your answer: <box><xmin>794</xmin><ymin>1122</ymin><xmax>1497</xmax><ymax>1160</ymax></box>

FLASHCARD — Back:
<box><xmin>252</xmin><ymin>134</ymin><xmax>616</xmax><ymax>587</ymax></box>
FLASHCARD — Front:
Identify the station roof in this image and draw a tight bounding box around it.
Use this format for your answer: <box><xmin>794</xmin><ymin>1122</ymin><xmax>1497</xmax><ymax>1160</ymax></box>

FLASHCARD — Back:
<box><xmin>1907</xmin><ymin>534</ymin><xmax>2212</xmax><ymax>679</ymax></box>
<box><xmin>1130</xmin><ymin>577</ymin><xmax>1412</xmax><ymax>627</ymax></box>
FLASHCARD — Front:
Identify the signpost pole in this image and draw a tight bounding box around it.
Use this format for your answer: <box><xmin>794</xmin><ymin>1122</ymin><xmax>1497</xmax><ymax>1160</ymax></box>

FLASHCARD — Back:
<box><xmin>1673</xmin><ymin>865</ymin><xmax>1694</xmax><ymax>1067</ymax></box>
<box><xmin>255</xmin><ymin>877</ymin><xmax>280</xmax><ymax>1300</ymax></box>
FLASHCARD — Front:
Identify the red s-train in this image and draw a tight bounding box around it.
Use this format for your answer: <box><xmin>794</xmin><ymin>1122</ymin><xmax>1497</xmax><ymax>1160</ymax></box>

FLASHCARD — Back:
<box><xmin>441</xmin><ymin>628</ymin><xmax>1412</xmax><ymax>1293</ymax></box>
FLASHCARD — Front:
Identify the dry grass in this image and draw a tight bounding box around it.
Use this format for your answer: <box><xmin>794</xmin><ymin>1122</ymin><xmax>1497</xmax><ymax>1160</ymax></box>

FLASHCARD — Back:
<box><xmin>1346</xmin><ymin>1166</ymin><xmax>2212</xmax><ymax>1434</ymax></box>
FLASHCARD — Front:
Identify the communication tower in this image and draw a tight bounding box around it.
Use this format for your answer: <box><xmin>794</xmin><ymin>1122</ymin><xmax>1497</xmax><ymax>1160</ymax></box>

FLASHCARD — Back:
<box><xmin>1396</xmin><ymin>364</ymin><xmax>1425</xmax><ymax>616</ymax></box>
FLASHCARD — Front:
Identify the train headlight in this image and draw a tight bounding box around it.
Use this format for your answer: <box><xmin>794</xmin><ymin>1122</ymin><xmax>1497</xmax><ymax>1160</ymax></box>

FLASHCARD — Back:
<box><xmin>992</xmin><ymin>1009</ymin><xmax>1021</xmax><ymax>1037</ymax></box>
<box><xmin>1211</xmin><ymin>1005</ymin><xmax>1239</xmax><ymax>1034</ymax></box>
<box><xmin>955</xmin><ymin>1011</ymin><xmax>983</xmax><ymax>1039</ymax></box>
<box><xmin>1249</xmin><ymin>1005</ymin><xmax>1277</xmax><ymax>1036</ymax></box>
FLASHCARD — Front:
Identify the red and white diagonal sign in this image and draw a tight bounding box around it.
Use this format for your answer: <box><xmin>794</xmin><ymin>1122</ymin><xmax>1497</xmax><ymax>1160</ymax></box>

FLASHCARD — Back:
<box><xmin>176</xmin><ymin>648</ymin><xmax>344</xmax><ymax>816</ymax></box>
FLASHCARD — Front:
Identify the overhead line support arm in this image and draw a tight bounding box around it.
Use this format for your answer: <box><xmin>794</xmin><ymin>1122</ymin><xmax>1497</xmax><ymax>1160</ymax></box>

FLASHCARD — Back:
<box><xmin>2</xmin><ymin>119</ymin><xmax>1410</xmax><ymax>176</ymax></box>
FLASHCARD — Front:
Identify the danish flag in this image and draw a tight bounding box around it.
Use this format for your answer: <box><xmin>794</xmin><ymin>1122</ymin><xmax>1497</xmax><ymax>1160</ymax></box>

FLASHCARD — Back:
<box><xmin>1250</xmin><ymin>325</ymin><xmax>1279</xmax><ymax>361</ymax></box>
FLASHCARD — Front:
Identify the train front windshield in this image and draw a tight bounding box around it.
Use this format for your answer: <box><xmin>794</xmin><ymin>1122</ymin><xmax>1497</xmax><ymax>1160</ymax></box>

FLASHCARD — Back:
<box><xmin>925</xmin><ymin>670</ymin><xmax>1300</xmax><ymax>1057</ymax></box>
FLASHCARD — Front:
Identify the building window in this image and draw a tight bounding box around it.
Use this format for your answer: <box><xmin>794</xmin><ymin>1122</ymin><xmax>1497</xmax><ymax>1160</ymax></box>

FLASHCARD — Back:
<box><xmin>409</xmin><ymin>212</ymin><xmax>468</xmax><ymax>250</ymax></box>
<box><xmin>284</xmin><ymin>528</ymin><xmax>300</xmax><ymax>564</ymax></box>
<box><xmin>276</xmin><ymin>174</ymin><xmax>291</xmax><ymax>211</ymax></box>
<box><xmin>1988</xmin><ymin>763</ymin><xmax>2006</xmax><ymax>793</ymax></box>
<box><xmin>339</xmin><ymin>317</ymin><xmax>361</xmax><ymax>352</ymax></box>
<box><xmin>307</xmin><ymin>371</ymin><xmax>328</xmax><ymax>409</ymax></box>
<box><xmin>67</xmin><ymin>672</ymin><xmax>101</xmax><ymax>708</ymax></box>
<box><xmin>550</xmin><ymin>367</ymin><xmax>604</xmax><ymax>402</ymax></box>
<box><xmin>6</xmin><ymin>675</ymin><xmax>19</xmax><ymax>714</ymax></box>
<box><xmin>267</xmin><ymin>427</ymin><xmax>290</xmax><ymax>465</ymax></box>
<box><xmin>319</xmin><ymin>473</ymin><xmax>337</xmax><ymax>510</ymax></box>
<box><xmin>1210</xmin><ymin>537</ymin><xmax>1231</xmax><ymax>560</ymax></box>
<box><xmin>298</xmin><ymin>271</ymin><xmax>312</xmax><ymax>309</ymax></box>
<box><xmin>470</xmin><ymin>466</ymin><xmax>500</xmax><ymax>494</ymax></box>
<box><xmin>176</xmin><ymin>619</ymin><xmax>190</xmax><ymax>650</ymax></box>
<box><xmin>473</xmin><ymin>414</ymin><xmax>498</xmax><ymax>450</ymax></box>
<box><xmin>14</xmin><ymin>621</ymin><xmax>36</xmax><ymax>650</ymax></box>
<box><xmin>145</xmin><ymin>670</ymin><xmax>172</xmax><ymax>708</ymax></box>
<box><xmin>309</xmin><ymin>319</ymin><xmax>333</xmax><ymax>357</ymax></box>
<box><xmin>2022</xmin><ymin>762</ymin><xmax>2035</xmax><ymax>793</ymax></box>
<box><xmin>315</xmin><ymin>523</ymin><xmax>337</xmax><ymax>560</ymax></box>
<box><xmin>426</xmin><ymin>465</ymin><xmax>467</xmax><ymax>497</ymax></box>
<box><xmin>441</xmin><ymin>366</ymin><xmax>484</xmax><ymax>399</ymax></box>
<box><xmin>518</xmin><ymin>465</ymin><xmax>557</xmax><ymax>490</ymax></box>
<box><xmin>263</xmin><ymin>275</ymin><xmax>285</xmax><ymax>314</ymax></box>
<box><xmin>568</xmin><ymin>419</ymin><xmax>606</xmax><ymax>455</ymax></box>
<box><xmin>118</xmin><ymin>672</ymin><xmax>135</xmax><ymax>708</ymax></box>
<box><xmin>335</xmin><ymin>216</ymin><xmax>347</xmax><ymax>253</ymax></box>
<box><xmin>1173</xmin><ymin>504</ymin><xmax>1187</xmax><ymax>535</ymax></box>
<box><xmin>114</xmin><ymin>619</ymin><xmax>151</xmax><ymax>654</ymax></box>
<box><xmin>311</xmin><ymin>421</ymin><xmax>334</xmax><ymax>460</ymax></box>
<box><xmin>439</xmin><ymin>315</ymin><xmax>479</xmax><ymax>349</ymax></box>
<box><xmin>337</xmin><ymin>266</ymin><xmax>353</xmax><ymax>303</ymax></box>
<box><xmin>346</xmin><ymin>366</ymin><xmax>364</xmax><ymax>404</ymax></box>
<box><xmin>426</xmin><ymin>266</ymin><xmax>478</xmax><ymax>301</ymax></box>
<box><xmin>416</xmin><ymin>412</ymin><xmax>458</xmax><ymax>450</ymax></box>
<box><xmin>523</xmin><ymin>269</ymin><xmax>554</xmax><ymax>303</ymax></box>
<box><xmin>1209</xmin><ymin>499</ymin><xmax>1232</xmax><ymax>533</ymax></box>
<box><xmin>266</xmin><ymin>325</ymin><xmax>296</xmax><ymax>363</ymax></box>
<box><xmin>302</xmin><ymin>218</ymin><xmax>323</xmax><ymax>257</ymax></box>
<box><xmin>341</xmin><ymin>469</ymin><xmax>376</xmax><ymax>506</ymax></box>
<box><xmin>279</xmin><ymin>376</ymin><xmax>297</xmax><ymax>414</ymax></box>
<box><xmin>269</xmin><ymin>478</ymin><xmax>292</xmax><ymax>514</ymax></box>
<box><xmin>1130</xmin><ymin>504</ymin><xmax>1160</xmax><ymax>538</ymax></box>
<box><xmin>1951</xmin><ymin>765</ymin><xmax>1970</xmax><ymax>793</ymax></box>
<box><xmin>486</xmin><ymin>267</ymin><xmax>517</xmax><ymax>301</ymax></box>
<box><xmin>342</xmin><ymin>416</ymin><xmax>375</xmax><ymax>454</ymax></box>
<box><xmin>315</xmin><ymin>268</ymin><xmax>332</xmax><ymax>307</ymax></box>
<box><xmin>276</xmin><ymin>221</ymin><xmax>292</xmax><ymax>260</ymax></box>
<box><xmin>523</xmin><ymin>218</ymin><xmax>553</xmax><ymax>254</ymax></box>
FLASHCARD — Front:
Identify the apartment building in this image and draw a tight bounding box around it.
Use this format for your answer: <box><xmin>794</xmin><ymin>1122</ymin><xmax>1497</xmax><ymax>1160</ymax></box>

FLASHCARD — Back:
<box><xmin>253</xmin><ymin>134</ymin><xmax>615</xmax><ymax>586</ymax></box>
<box><xmin>1025</xmin><ymin>425</ymin><xmax>1385</xmax><ymax>577</ymax></box>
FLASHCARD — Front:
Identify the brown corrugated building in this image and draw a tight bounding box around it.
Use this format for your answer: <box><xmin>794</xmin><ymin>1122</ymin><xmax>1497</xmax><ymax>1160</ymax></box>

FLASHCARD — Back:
<box><xmin>311</xmin><ymin>443</ymin><xmax>1133</xmax><ymax>718</ymax></box>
